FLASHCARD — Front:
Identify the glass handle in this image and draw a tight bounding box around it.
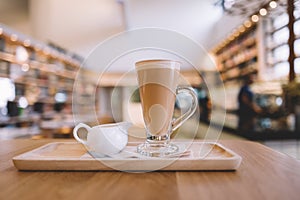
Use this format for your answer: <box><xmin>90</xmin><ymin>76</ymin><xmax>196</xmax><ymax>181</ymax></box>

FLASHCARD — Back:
<box><xmin>171</xmin><ymin>86</ymin><xmax>198</xmax><ymax>133</ymax></box>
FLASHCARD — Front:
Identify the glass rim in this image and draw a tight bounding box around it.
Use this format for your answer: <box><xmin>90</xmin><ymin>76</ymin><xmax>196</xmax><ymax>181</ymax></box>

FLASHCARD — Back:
<box><xmin>135</xmin><ymin>59</ymin><xmax>181</xmax><ymax>70</ymax></box>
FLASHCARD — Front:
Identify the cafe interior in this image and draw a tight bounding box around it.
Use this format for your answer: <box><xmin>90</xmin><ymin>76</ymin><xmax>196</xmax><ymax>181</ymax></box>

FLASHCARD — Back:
<box><xmin>2</xmin><ymin>1</ymin><xmax>300</xmax><ymax>199</ymax></box>
<box><xmin>0</xmin><ymin>0</ymin><xmax>300</xmax><ymax>159</ymax></box>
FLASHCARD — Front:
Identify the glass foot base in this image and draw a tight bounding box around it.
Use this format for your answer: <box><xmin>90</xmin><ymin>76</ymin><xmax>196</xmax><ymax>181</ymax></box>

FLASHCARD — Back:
<box><xmin>137</xmin><ymin>142</ymin><xmax>179</xmax><ymax>157</ymax></box>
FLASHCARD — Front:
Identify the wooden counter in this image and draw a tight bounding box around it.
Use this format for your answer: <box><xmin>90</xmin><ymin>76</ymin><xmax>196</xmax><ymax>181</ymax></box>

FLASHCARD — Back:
<box><xmin>1</xmin><ymin>139</ymin><xmax>300</xmax><ymax>200</ymax></box>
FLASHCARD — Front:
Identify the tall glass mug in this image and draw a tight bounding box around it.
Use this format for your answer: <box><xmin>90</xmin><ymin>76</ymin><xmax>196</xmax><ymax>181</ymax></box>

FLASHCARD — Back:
<box><xmin>135</xmin><ymin>60</ymin><xmax>198</xmax><ymax>157</ymax></box>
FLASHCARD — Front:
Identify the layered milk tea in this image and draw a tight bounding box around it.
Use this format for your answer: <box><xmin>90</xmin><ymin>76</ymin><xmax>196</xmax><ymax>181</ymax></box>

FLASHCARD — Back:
<box><xmin>136</xmin><ymin>62</ymin><xmax>180</xmax><ymax>136</ymax></box>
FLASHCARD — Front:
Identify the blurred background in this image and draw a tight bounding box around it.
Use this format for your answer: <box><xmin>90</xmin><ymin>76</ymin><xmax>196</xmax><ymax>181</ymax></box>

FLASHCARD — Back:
<box><xmin>0</xmin><ymin>0</ymin><xmax>299</xmax><ymax>158</ymax></box>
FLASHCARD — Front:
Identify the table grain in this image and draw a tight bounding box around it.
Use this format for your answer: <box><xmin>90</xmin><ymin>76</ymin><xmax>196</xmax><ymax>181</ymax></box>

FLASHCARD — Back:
<box><xmin>1</xmin><ymin>139</ymin><xmax>300</xmax><ymax>200</ymax></box>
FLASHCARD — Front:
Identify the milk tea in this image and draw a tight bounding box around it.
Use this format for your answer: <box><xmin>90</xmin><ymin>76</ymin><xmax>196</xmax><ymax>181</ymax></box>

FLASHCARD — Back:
<box><xmin>136</xmin><ymin>60</ymin><xmax>180</xmax><ymax>136</ymax></box>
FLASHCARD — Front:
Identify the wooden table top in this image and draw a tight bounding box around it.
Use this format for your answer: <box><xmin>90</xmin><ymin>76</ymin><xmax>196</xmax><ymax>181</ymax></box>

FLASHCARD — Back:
<box><xmin>1</xmin><ymin>139</ymin><xmax>300</xmax><ymax>200</ymax></box>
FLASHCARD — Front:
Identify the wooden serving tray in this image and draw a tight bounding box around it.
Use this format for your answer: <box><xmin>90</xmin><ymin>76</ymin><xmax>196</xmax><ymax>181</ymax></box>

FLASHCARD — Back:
<box><xmin>13</xmin><ymin>142</ymin><xmax>242</xmax><ymax>171</ymax></box>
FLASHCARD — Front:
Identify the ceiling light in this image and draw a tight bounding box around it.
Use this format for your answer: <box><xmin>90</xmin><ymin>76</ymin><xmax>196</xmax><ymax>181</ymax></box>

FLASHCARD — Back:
<box><xmin>21</xmin><ymin>63</ymin><xmax>30</xmax><ymax>72</ymax></box>
<box><xmin>234</xmin><ymin>31</ymin><xmax>240</xmax><ymax>37</ymax></box>
<box><xmin>23</xmin><ymin>40</ymin><xmax>31</xmax><ymax>47</ymax></box>
<box><xmin>16</xmin><ymin>46</ymin><xmax>29</xmax><ymax>62</ymax></box>
<box><xmin>251</xmin><ymin>15</ymin><xmax>259</xmax><ymax>22</ymax></box>
<box><xmin>239</xmin><ymin>26</ymin><xmax>246</xmax><ymax>33</ymax></box>
<box><xmin>244</xmin><ymin>20</ymin><xmax>252</xmax><ymax>28</ymax></box>
<box><xmin>259</xmin><ymin>8</ymin><xmax>267</xmax><ymax>16</ymax></box>
<box><xmin>269</xmin><ymin>1</ymin><xmax>277</xmax><ymax>9</ymax></box>
<box><xmin>10</xmin><ymin>34</ymin><xmax>18</xmax><ymax>42</ymax></box>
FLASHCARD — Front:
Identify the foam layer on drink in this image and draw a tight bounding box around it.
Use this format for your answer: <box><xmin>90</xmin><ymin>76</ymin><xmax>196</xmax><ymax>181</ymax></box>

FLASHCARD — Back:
<box><xmin>136</xmin><ymin>60</ymin><xmax>180</xmax><ymax>71</ymax></box>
